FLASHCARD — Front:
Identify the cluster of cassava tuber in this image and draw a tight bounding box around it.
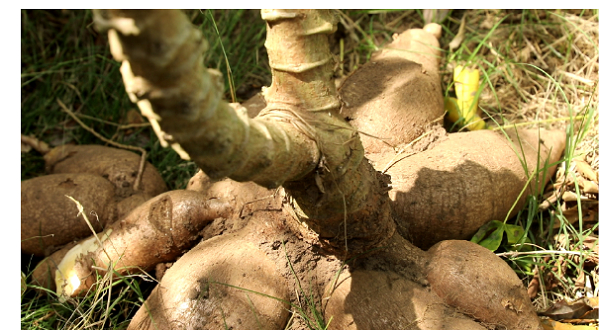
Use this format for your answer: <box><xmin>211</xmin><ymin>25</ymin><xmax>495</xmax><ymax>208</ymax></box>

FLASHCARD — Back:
<box><xmin>22</xmin><ymin>10</ymin><xmax>567</xmax><ymax>330</ymax></box>
<box><xmin>22</xmin><ymin>144</ymin><xmax>167</xmax><ymax>257</ymax></box>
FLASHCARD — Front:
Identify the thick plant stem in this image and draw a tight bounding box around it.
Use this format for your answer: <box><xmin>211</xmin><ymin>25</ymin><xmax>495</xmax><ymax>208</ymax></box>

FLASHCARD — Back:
<box><xmin>261</xmin><ymin>9</ymin><xmax>340</xmax><ymax>113</ymax></box>
<box><xmin>260</xmin><ymin>10</ymin><xmax>394</xmax><ymax>251</ymax></box>
<box><xmin>93</xmin><ymin>9</ymin><xmax>319</xmax><ymax>188</ymax></box>
<box><xmin>94</xmin><ymin>10</ymin><xmax>395</xmax><ymax>252</ymax></box>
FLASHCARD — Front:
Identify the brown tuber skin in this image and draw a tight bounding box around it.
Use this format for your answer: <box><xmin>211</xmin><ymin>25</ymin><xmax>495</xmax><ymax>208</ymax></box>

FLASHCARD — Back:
<box><xmin>21</xmin><ymin>173</ymin><xmax>118</xmax><ymax>256</ymax></box>
<box><xmin>44</xmin><ymin>144</ymin><xmax>167</xmax><ymax>198</ymax></box>
<box><xmin>427</xmin><ymin>240</ymin><xmax>543</xmax><ymax>330</ymax></box>
<box><xmin>378</xmin><ymin>127</ymin><xmax>566</xmax><ymax>249</ymax></box>
<box><xmin>336</xmin><ymin>24</ymin><xmax>564</xmax><ymax>251</ymax></box>
<box><xmin>339</xmin><ymin>25</ymin><xmax>445</xmax><ymax>155</ymax></box>
<box><xmin>324</xmin><ymin>269</ymin><xmax>487</xmax><ymax>330</ymax></box>
<box><xmin>22</xmin><ymin>145</ymin><xmax>168</xmax><ymax>256</ymax></box>
<box><xmin>31</xmin><ymin>190</ymin><xmax>232</xmax><ymax>297</ymax></box>
<box><xmin>323</xmin><ymin>236</ymin><xmax>544</xmax><ymax>329</ymax></box>
<box><xmin>128</xmin><ymin>220</ymin><xmax>290</xmax><ymax>330</ymax></box>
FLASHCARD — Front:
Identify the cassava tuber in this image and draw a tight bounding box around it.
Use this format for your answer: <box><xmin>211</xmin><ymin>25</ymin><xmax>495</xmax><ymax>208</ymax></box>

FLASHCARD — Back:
<box><xmin>128</xmin><ymin>219</ymin><xmax>290</xmax><ymax>330</ymax></box>
<box><xmin>323</xmin><ymin>235</ymin><xmax>544</xmax><ymax>329</ymax></box>
<box><xmin>22</xmin><ymin>144</ymin><xmax>167</xmax><ymax>256</ymax></box>
<box><xmin>44</xmin><ymin>144</ymin><xmax>167</xmax><ymax>198</ymax></box>
<box><xmin>29</xmin><ymin>9</ymin><xmax>562</xmax><ymax>330</ymax></box>
<box><xmin>339</xmin><ymin>24</ymin><xmax>446</xmax><ymax>155</ymax></box>
<box><xmin>374</xmin><ymin>127</ymin><xmax>565</xmax><ymax>249</ymax></box>
<box><xmin>427</xmin><ymin>240</ymin><xmax>543</xmax><ymax>329</ymax></box>
<box><xmin>31</xmin><ymin>190</ymin><xmax>231</xmax><ymax>298</ymax></box>
<box><xmin>22</xmin><ymin>173</ymin><xmax>118</xmax><ymax>256</ymax></box>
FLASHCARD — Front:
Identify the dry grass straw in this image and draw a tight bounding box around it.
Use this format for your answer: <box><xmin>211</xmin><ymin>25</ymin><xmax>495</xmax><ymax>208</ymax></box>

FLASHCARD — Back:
<box><xmin>447</xmin><ymin>9</ymin><xmax>599</xmax><ymax>313</ymax></box>
<box><xmin>474</xmin><ymin>12</ymin><xmax>597</xmax><ymax>125</ymax></box>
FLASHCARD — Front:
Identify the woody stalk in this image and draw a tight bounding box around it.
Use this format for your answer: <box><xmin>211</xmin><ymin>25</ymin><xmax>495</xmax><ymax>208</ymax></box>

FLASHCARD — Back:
<box><xmin>92</xmin><ymin>9</ymin><xmax>395</xmax><ymax>252</ymax></box>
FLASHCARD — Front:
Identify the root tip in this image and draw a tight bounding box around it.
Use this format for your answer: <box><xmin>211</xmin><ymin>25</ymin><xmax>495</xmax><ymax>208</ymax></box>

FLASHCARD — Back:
<box><xmin>423</xmin><ymin>23</ymin><xmax>442</xmax><ymax>39</ymax></box>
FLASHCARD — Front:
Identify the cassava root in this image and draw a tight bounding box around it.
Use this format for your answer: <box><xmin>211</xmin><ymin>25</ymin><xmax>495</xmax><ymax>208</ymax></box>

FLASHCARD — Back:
<box><xmin>23</xmin><ymin>10</ymin><xmax>564</xmax><ymax>330</ymax></box>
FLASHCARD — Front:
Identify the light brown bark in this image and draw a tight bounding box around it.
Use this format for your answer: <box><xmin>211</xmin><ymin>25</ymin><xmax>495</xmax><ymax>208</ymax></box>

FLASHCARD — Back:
<box><xmin>93</xmin><ymin>9</ymin><xmax>395</xmax><ymax>251</ymax></box>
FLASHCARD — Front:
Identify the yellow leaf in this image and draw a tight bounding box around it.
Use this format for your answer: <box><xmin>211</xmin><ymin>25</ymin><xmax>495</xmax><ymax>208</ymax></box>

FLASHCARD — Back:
<box><xmin>444</xmin><ymin>66</ymin><xmax>486</xmax><ymax>130</ymax></box>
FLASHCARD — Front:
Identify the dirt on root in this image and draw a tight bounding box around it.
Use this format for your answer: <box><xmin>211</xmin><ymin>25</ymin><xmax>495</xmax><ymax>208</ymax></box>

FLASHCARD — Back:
<box><xmin>186</xmin><ymin>174</ymin><xmax>422</xmax><ymax>330</ymax></box>
<box><xmin>207</xmin><ymin>178</ymin><xmax>434</xmax><ymax>330</ymax></box>
<box><xmin>240</xmin><ymin>208</ymin><xmax>427</xmax><ymax>330</ymax></box>
<box><xmin>223</xmin><ymin>194</ymin><xmax>346</xmax><ymax>330</ymax></box>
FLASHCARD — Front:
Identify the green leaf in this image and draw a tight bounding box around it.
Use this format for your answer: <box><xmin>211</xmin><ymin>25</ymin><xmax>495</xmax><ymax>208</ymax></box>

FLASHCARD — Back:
<box><xmin>471</xmin><ymin>220</ymin><xmax>526</xmax><ymax>251</ymax></box>
<box><xmin>478</xmin><ymin>225</ymin><xmax>505</xmax><ymax>251</ymax></box>
<box><xmin>470</xmin><ymin>220</ymin><xmax>504</xmax><ymax>243</ymax></box>
<box><xmin>504</xmin><ymin>224</ymin><xmax>525</xmax><ymax>244</ymax></box>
